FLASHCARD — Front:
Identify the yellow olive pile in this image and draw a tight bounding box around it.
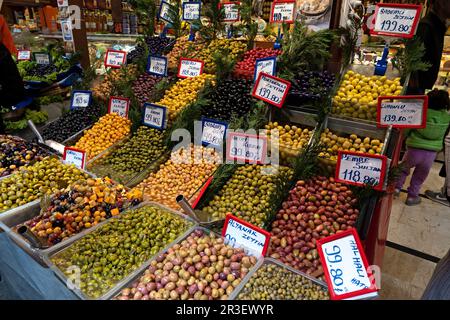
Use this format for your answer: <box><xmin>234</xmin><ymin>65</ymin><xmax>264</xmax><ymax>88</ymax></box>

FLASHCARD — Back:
<box><xmin>198</xmin><ymin>39</ymin><xmax>247</xmax><ymax>72</ymax></box>
<box><xmin>135</xmin><ymin>145</ymin><xmax>220</xmax><ymax>210</ymax></box>
<box><xmin>332</xmin><ymin>71</ymin><xmax>403</xmax><ymax>121</ymax></box>
<box><xmin>167</xmin><ymin>36</ymin><xmax>206</xmax><ymax>69</ymax></box>
<box><xmin>319</xmin><ymin>128</ymin><xmax>383</xmax><ymax>161</ymax></box>
<box><xmin>74</xmin><ymin>113</ymin><xmax>131</xmax><ymax>161</ymax></box>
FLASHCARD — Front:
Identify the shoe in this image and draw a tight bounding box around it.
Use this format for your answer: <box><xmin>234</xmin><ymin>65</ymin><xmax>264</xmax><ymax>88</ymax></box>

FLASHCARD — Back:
<box><xmin>394</xmin><ymin>189</ymin><xmax>401</xmax><ymax>198</ymax></box>
<box><xmin>405</xmin><ymin>197</ymin><xmax>421</xmax><ymax>206</ymax></box>
<box><xmin>424</xmin><ymin>190</ymin><xmax>450</xmax><ymax>207</ymax></box>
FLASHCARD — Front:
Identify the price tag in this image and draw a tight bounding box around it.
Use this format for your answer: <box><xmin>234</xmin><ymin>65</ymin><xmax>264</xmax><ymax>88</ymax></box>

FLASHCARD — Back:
<box><xmin>317</xmin><ymin>229</ymin><xmax>378</xmax><ymax>300</ymax></box>
<box><xmin>61</xmin><ymin>20</ymin><xmax>74</xmax><ymax>42</ymax></box>
<box><xmin>63</xmin><ymin>147</ymin><xmax>86</xmax><ymax>170</ymax></box>
<box><xmin>142</xmin><ymin>103</ymin><xmax>167</xmax><ymax>130</ymax></box>
<box><xmin>254</xmin><ymin>56</ymin><xmax>277</xmax><ymax>82</ymax></box>
<box><xmin>177</xmin><ymin>58</ymin><xmax>204</xmax><ymax>78</ymax></box>
<box><xmin>371</xmin><ymin>3</ymin><xmax>422</xmax><ymax>39</ymax></box>
<box><xmin>182</xmin><ymin>1</ymin><xmax>201</xmax><ymax>21</ymax></box>
<box><xmin>226</xmin><ymin>132</ymin><xmax>267</xmax><ymax>164</ymax></box>
<box><xmin>252</xmin><ymin>72</ymin><xmax>291</xmax><ymax>108</ymax></box>
<box><xmin>222</xmin><ymin>214</ymin><xmax>270</xmax><ymax>256</ymax></box>
<box><xmin>108</xmin><ymin>96</ymin><xmax>130</xmax><ymax>118</ymax></box>
<box><xmin>377</xmin><ymin>95</ymin><xmax>428</xmax><ymax>128</ymax></box>
<box><xmin>57</xmin><ymin>0</ymin><xmax>69</xmax><ymax>7</ymax></box>
<box><xmin>104</xmin><ymin>49</ymin><xmax>127</xmax><ymax>68</ymax></box>
<box><xmin>17</xmin><ymin>50</ymin><xmax>31</xmax><ymax>61</ymax></box>
<box><xmin>147</xmin><ymin>55</ymin><xmax>168</xmax><ymax>76</ymax></box>
<box><xmin>201</xmin><ymin>118</ymin><xmax>228</xmax><ymax>147</ymax></box>
<box><xmin>34</xmin><ymin>52</ymin><xmax>51</xmax><ymax>65</ymax></box>
<box><xmin>335</xmin><ymin>151</ymin><xmax>387</xmax><ymax>191</ymax></box>
<box><xmin>70</xmin><ymin>90</ymin><xmax>92</xmax><ymax>109</ymax></box>
<box><xmin>221</xmin><ymin>2</ymin><xmax>240</xmax><ymax>22</ymax></box>
<box><xmin>159</xmin><ymin>1</ymin><xmax>175</xmax><ymax>23</ymax></box>
<box><xmin>270</xmin><ymin>1</ymin><xmax>296</xmax><ymax>24</ymax></box>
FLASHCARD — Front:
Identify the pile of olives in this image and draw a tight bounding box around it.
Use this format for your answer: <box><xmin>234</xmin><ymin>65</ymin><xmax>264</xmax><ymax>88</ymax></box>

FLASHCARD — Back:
<box><xmin>237</xmin><ymin>263</ymin><xmax>329</xmax><ymax>300</ymax></box>
<box><xmin>202</xmin><ymin>165</ymin><xmax>293</xmax><ymax>228</ymax></box>
<box><xmin>0</xmin><ymin>157</ymin><xmax>89</xmax><ymax>213</ymax></box>
<box><xmin>88</xmin><ymin>126</ymin><xmax>167</xmax><ymax>184</ymax></box>
<box><xmin>51</xmin><ymin>204</ymin><xmax>193</xmax><ymax>299</ymax></box>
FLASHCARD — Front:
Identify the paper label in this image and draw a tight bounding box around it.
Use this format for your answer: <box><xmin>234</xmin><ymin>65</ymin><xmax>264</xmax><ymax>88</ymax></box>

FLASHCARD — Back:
<box><xmin>159</xmin><ymin>1</ymin><xmax>175</xmax><ymax>23</ymax></box>
<box><xmin>104</xmin><ymin>49</ymin><xmax>127</xmax><ymax>68</ymax></box>
<box><xmin>270</xmin><ymin>1</ymin><xmax>296</xmax><ymax>23</ymax></box>
<box><xmin>108</xmin><ymin>96</ymin><xmax>130</xmax><ymax>118</ymax></box>
<box><xmin>70</xmin><ymin>91</ymin><xmax>92</xmax><ymax>109</ymax></box>
<box><xmin>226</xmin><ymin>132</ymin><xmax>267</xmax><ymax>164</ymax></box>
<box><xmin>147</xmin><ymin>55</ymin><xmax>168</xmax><ymax>76</ymax></box>
<box><xmin>34</xmin><ymin>53</ymin><xmax>51</xmax><ymax>65</ymax></box>
<box><xmin>143</xmin><ymin>103</ymin><xmax>167</xmax><ymax>130</ymax></box>
<box><xmin>252</xmin><ymin>72</ymin><xmax>291</xmax><ymax>108</ymax></box>
<box><xmin>17</xmin><ymin>50</ymin><xmax>31</xmax><ymax>61</ymax></box>
<box><xmin>222</xmin><ymin>2</ymin><xmax>240</xmax><ymax>22</ymax></box>
<box><xmin>201</xmin><ymin>118</ymin><xmax>228</xmax><ymax>147</ymax></box>
<box><xmin>63</xmin><ymin>147</ymin><xmax>86</xmax><ymax>169</ymax></box>
<box><xmin>371</xmin><ymin>4</ymin><xmax>422</xmax><ymax>38</ymax></box>
<box><xmin>177</xmin><ymin>58</ymin><xmax>204</xmax><ymax>78</ymax></box>
<box><xmin>182</xmin><ymin>2</ymin><xmax>201</xmax><ymax>21</ymax></box>
<box><xmin>254</xmin><ymin>56</ymin><xmax>277</xmax><ymax>82</ymax></box>
<box><xmin>377</xmin><ymin>95</ymin><xmax>428</xmax><ymax>128</ymax></box>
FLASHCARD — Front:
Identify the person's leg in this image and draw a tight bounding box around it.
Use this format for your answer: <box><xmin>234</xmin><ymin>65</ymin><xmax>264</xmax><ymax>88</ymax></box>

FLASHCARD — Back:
<box><xmin>395</xmin><ymin>149</ymin><xmax>418</xmax><ymax>193</ymax></box>
<box><xmin>406</xmin><ymin>150</ymin><xmax>437</xmax><ymax>205</ymax></box>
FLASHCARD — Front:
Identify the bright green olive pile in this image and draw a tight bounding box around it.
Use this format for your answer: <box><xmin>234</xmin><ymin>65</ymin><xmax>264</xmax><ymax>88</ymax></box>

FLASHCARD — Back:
<box><xmin>88</xmin><ymin>126</ymin><xmax>166</xmax><ymax>183</ymax></box>
<box><xmin>50</xmin><ymin>205</ymin><xmax>193</xmax><ymax>299</ymax></box>
<box><xmin>0</xmin><ymin>157</ymin><xmax>89</xmax><ymax>213</ymax></box>
<box><xmin>202</xmin><ymin>165</ymin><xmax>293</xmax><ymax>228</ymax></box>
<box><xmin>237</xmin><ymin>263</ymin><xmax>329</xmax><ymax>300</ymax></box>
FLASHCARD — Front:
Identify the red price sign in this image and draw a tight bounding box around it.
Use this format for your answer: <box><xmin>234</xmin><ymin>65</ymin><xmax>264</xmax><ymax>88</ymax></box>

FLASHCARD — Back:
<box><xmin>377</xmin><ymin>95</ymin><xmax>428</xmax><ymax>129</ymax></box>
<box><xmin>252</xmin><ymin>72</ymin><xmax>291</xmax><ymax>108</ymax></box>
<box><xmin>270</xmin><ymin>1</ymin><xmax>296</xmax><ymax>24</ymax></box>
<box><xmin>17</xmin><ymin>50</ymin><xmax>31</xmax><ymax>61</ymax></box>
<box><xmin>104</xmin><ymin>49</ymin><xmax>127</xmax><ymax>68</ymax></box>
<box><xmin>108</xmin><ymin>96</ymin><xmax>130</xmax><ymax>118</ymax></box>
<box><xmin>63</xmin><ymin>147</ymin><xmax>86</xmax><ymax>170</ymax></box>
<box><xmin>220</xmin><ymin>2</ymin><xmax>240</xmax><ymax>22</ymax></box>
<box><xmin>371</xmin><ymin>3</ymin><xmax>422</xmax><ymax>39</ymax></box>
<box><xmin>177</xmin><ymin>58</ymin><xmax>204</xmax><ymax>78</ymax></box>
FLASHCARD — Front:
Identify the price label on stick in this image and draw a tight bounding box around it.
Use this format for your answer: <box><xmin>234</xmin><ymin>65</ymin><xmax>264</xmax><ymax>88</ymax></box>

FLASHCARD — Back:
<box><xmin>201</xmin><ymin>118</ymin><xmax>228</xmax><ymax>147</ymax></box>
<box><xmin>17</xmin><ymin>50</ymin><xmax>31</xmax><ymax>61</ymax></box>
<box><xmin>317</xmin><ymin>229</ymin><xmax>378</xmax><ymax>300</ymax></box>
<box><xmin>104</xmin><ymin>49</ymin><xmax>127</xmax><ymax>68</ymax></box>
<box><xmin>147</xmin><ymin>55</ymin><xmax>168</xmax><ymax>76</ymax></box>
<box><xmin>335</xmin><ymin>151</ymin><xmax>387</xmax><ymax>191</ymax></box>
<box><xmin>252</xmin><ymin>72</ymin><xmax>291</xmax><ymax>108</ymax></box>
<box><xmin>182</xmin><ymin>2</ymin><xmax>201</xmax><ymax>21</ymax></box>
<box><xmin>143</xmin><ymin>103</ymin><xmax>167</xmax><ymax>130</ymax></box>
<box><xmin>108</xmin><ymin>96</ymin><xmax>130</xmax><ymax>118</ymax></box>
<box><xmin>254</xmin><ymin>56</ymin><xmax>277</xmax><ymax>82</ymax></box>
<box><xmin>159</xmin><ymin>1</ymin><xmax>175</xmax><ymax>23</ymax></box>
<box><xmin>70</xmin><ymin>90</ymin><xmax>92</xmax><ymax>109</ymax></box>
<box><xmin>371</xmin><ymin>3</ymin><xmax>422</xmax><ymax>39</ymax></box>
<box><xmin>34</xmin><ymin>52</ymin><xmax>51</xmax><ymax>65</ymax></box>
<box><xmin>226</xmin><ymin>132</ymin><xmax>267</xmax><ymax>164</ymax></box>
<box><xmin>63</xmin><ymin>147</ymin><xmax>86</xmax><ymax>170</ymax></box>
<box><xmin>377</xmin><ymin>95</ymin><xmax>428</xmax><ymax>128</ymax></box>
<box><xmin>177</xmin><ymin>58</ymin><xmax>204</xmax><ymax>78</ymax></box>
<box><xmin>221</xmin><ymin>2</ymin><xmax>240</xmax><ymax>22</ymax></box>
<box><xmin>222</xmin><ymin>214</ymin><xmax>270</xmax><ymax>256</ymax></box>
<box><xmin>270</xmin><ymin>1</ymin><xmax>296</xmax><ymax>23</ymax></box>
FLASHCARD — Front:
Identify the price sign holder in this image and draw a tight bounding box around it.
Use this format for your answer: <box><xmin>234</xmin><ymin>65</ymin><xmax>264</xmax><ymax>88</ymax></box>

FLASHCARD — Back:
<box><xmin>270</xmin><ymin>0</ymin><xmax>296</xmax><ymax>24</ymax></box>
<box><xmin>191</xmin><ymin>176</ymin><xmax>214</xmax><ymax>209</ymax></box>
<box><xmin>159</xmin><ymin>1</ymin><xmax>175</xmax><ymax>23</ymax></box>
<box><xmin>377</xmin><ymin>95</ymin><xmax>428</xmax><ymax>129</ymax></box>
<box><xmin>33</xmin><ymin>52</ymin><xmax>51</xmax><ymax>65</ymax></box>
<box><xmin>104</xmin><ymin>49</ymin><xmax>127</xmax><ymax>68</ymax></box>
<box><xmin>252</xmin><ymin>72</ymin><xmax>291</xmax><ymax>108</ymax></box>
<box><xmin>177</xmin><ymin>58</ymin><xmax>204</xmax><ymax>78</ymax></box>
<box><xmin>222</xmin><ymin>214</ymin><xmax>270</xmax><ymax>256</ymax></box>
<box><xmin>226</xmin><ymin>132</ymin><xmax>267</xmax><ymax>164</ymax></box>
<box><xmin>335</xmin><ymin>151</ymin><xmax>387</xmax><ymax>191</ymax></box>
<box><xmin>63</xmin><ymin>147</ymin><xmax>86</xmax><ymax>170</ymax></box>
<box><xmin>201</xmin><ymin>117</ymin><xmax>228</xmax><ymax>148</ymax></box>
<box><xmin>147</xmin><ymin>55</ymin><xmax>168</xmax><ymax>77</ymax></box>
<box><xmin>17</xmin><ymin>50</ymin><xmax>32</xmax><ymax>61</ymax></box>
<box><xmin>108</xmin><ymin>96</ymin><xmax>130</xmax><ymax>118</ymax></box>
<box><xmin>220</xmin><ymin>2</ymin><xmax>241</xmax><ymax>22</ymax></box>
<box><xmin>70</xmin><ymin>90</ymin><xmax>92</xmax><ymax>110</ymax></box>
<box><xmin>182</xmin><ymin>1</ymin><xmax>201</xmax><ymax>21</ymax></box>
<box><xmin>142</xmin><ymin>103</ymin><xmax>168</xmax><ymax>130</ymax></box>
<box><xmin>371</xmin><ymin>3</ymin><xmax>422</xmax><ymax>39</ymax></box>
<box><xmin>253</xmin><ymin>56</ymin><xmax>277</xmax><ymax>82</ymax></box>
<box><xmin>317</xmin><ymin>228</ymin><xmax>378</xmax><ymax>300</ymax></box>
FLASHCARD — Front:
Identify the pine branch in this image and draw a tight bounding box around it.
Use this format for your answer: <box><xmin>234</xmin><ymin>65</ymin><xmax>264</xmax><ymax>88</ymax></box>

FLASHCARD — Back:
<box><xmin>212</xmin><ymin>48</ymin><xmax>237</xmax><ymax>80</ymax></box>
<box><xmin>392</xmin><ymin>36</ymin><xmax>431</xmax><ymax>83</ymax></box>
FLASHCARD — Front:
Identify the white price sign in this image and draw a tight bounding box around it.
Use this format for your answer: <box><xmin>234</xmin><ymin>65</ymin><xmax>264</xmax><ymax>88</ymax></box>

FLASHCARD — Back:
<box><xmin>317</xmin><ymin>229</ymin><xmax>378</xmax><ymax>300</ymax></box>
<box><xmin>159</xmin><ymin>1</ymin><xmax>175</xmax><ymax>23</ymax></box>
<box><xmin>177</xmin><ymin>58</ymin><xmax>204</xmax><ymax>78</ymax></box>
<box><xmin>70</xmin><ymin>91</ymin><xmax>92</xmax><ymax>109</ymax></box>
<box><xmin>63</xmin><ymin>147</ymin><xmax>86</xmax><ymax>170</ymax></box>
<box><xmin>222</xmin><ymin>2</ymin><xmax>240</xmax><ymax>22</ymax></box>
<box><xmin>226</xmin><ymin>132</ymin><xmax>267</xmax><ymax>164</ymax></box>
<box><xmin>34</xmin><ymin>53</ymin><xmax>50</xmax><ymax>65</ymax></box>
<box><xmin>17</xmin><ymin>50</ymin><xmax>31</xmax><ymax>61</ymax></box>
<box><xmin>252</xmin><ymin>72</ymin><xmax>291</xmax><ymax>108</ymax></box>
<box><xmin>377</xmin><ymin>95</ymin><xmax>428</xmax><ymax>129</ymax></box>
<box><xmin>104</xmin><ymin>49</ymin><xmax>126</xmax><ymax>68</ymax></box>
<box><xmin>61</xmin><ymin>20</ymin><xmax>74</xmax><ymax>42</ymax></box>
<box><xmin>371</xmin><ymin>4</ymin><xmax>422</xmax><ymax>38</ymax></box>
<box><xmin>108</xmin><ymin>96</ymin><xmax>130</xmax><ymax>118</ymax></box>
<box><xmin>201</xmin><ymin>118</ymin><xmax>228</xmax><ymax>147</ymax></box>
<box><xmin>147</xmin><ymin>55</ymin><xmax>168</xmax><ymax>76</ymax></box>
<box><xmin>182</xmin><ymin>2</ymin><xmax>201</xmax><ymax>21</ymax></box>
<box><xmin>143</xmin><ymin>103</ymin><xmax>167</xmax><ymax>130</ymax></box>
<box><xmin>222</xmin><ymin>214</ymin><xmax>271</xmax><ymax>256</ymax></box>
<box><xmin>336</xmin><ymin>151</ymin><xmax>387</xmax><ymax>191</ymax></box>
<box><xmin>254</xmin><ymin>56</ymin><xmax>277</xmax><ymax>82</ymax></box>
<box><xmin>270</xmin><ymin>1</ymin><xmax>296</xmax><ymax>23</ymax></box>
<box><xmin>57</xmin><ymin>0</ymin><xmax>69</xmax><ymax>7</ymax></box>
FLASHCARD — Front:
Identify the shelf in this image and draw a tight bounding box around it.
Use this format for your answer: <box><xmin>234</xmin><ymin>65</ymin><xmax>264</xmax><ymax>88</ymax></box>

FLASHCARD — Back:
<box><xmin>38</xmin><ymin>33</ymin><xmax>140</xmax><ymax>42</ymax></box>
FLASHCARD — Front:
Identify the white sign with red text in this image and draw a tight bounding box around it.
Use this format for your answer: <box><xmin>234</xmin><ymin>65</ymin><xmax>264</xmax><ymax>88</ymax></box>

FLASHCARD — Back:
<box><xmin>108</xmin><ymin>96</ymin><xmax>130</xmax><ymax>118</ymax></box>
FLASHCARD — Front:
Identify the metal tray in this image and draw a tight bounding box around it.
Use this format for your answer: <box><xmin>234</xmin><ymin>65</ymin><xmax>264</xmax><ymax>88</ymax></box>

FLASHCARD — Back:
<box><xmin>107</xmin><ymin>226</ymin><xmax>263</xmax><ymax>300</ymax></box>
<box><xmin>44</xmin><ymin>201</ymin><xmax>197</xmax><ymax>300</ymax></box>
<box><xmin>229</xmin><ymin>257</ymin><xmax>329</xmax><ymax>300</ymax></box>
